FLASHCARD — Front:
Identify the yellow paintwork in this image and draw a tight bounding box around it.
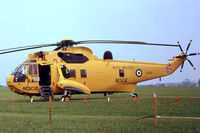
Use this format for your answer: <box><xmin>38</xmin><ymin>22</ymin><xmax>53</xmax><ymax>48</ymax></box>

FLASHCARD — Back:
<box><xmin>7</xmin><ymin>46</ymin><xmax>185</xmax><ymax>96</ymax></box>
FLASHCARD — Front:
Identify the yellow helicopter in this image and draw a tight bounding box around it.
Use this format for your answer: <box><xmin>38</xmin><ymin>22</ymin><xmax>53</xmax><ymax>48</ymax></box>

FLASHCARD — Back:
<box><xmin>0</xmin><ymin>39</ymin><xmax>199</xmax><ymax>101</ymax></box>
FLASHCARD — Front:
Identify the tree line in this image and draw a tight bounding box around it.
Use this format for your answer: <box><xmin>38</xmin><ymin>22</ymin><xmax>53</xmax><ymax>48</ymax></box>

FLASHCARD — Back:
<box><xmin>141</xmin><ymin>79</ymin><xmax>200</xmax><ymax>87</ymax></box>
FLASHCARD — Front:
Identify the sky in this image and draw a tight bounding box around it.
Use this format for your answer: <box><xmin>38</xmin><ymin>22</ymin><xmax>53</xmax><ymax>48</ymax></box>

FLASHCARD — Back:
<box><xmin>0</xmin><ymin>0</ymin><xmax>199</xmax><ymax>86</ymax></box>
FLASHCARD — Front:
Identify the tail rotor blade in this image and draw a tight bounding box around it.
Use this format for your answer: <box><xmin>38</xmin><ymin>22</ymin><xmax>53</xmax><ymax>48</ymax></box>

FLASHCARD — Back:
<box><xmin>189</xmin><ymin>53</ymin><xmax>200</xmax><ymax>56</ymax></box>
<box><xmin>185</xmin><ymin>40</ymin><xmax>192</xmax><ymax>54</ymax></box>
<box><xmin>187</xmin><ymin>58</ymin><xmax>196</xmax><ymax>70</ymax></box>
<box><xmin>180</xmin><ymin>61</ymin><xmax>185</xmax><ymax>72</ymax></box>
<box><xmin>177</xmin><ymin>41</ymin><xmax>184</xmax><ymax>53</ymax></box>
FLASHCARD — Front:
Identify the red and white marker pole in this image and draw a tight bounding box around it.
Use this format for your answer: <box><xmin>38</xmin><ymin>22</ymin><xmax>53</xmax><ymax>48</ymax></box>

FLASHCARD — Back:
<box><xmin>176</xmin><ymin>96</ymin><xmax>179</xmax><ymax>102</ymax></box>
<box><xmin>133</xmin><ymin>96</ymin><xmax>136</xmax><ymax>103</ymax></box>
<box><xmin>153</xmin><ymin>92</ymin><xmax>157</xmax><ymax>128</ymax></box>
<box><xmin>84</xmin><ymin>97</ymin><xmax>87</xmax><ymax>103</ymax></box>
<box><xmin>49</xmin><ymin>96</ymin><xmax>52</xmax><ymax>124</ymax></box>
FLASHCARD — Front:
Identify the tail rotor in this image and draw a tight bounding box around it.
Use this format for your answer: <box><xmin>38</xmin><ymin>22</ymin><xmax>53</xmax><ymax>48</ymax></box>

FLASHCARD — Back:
<box><xmin>174</xmin><ymin>40</ymin><xmax>199</xmax><ymax>72</ymax></box>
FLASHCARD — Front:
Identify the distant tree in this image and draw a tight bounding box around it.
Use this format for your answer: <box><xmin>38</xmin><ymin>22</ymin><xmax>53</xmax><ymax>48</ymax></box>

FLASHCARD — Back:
<box><xmin>182</xmin><ymin>79</ymin><xmax>190</xmax><ymax>86</ymax></box>
<box><xmin>181</xmin><ymin>79</ymin><xmax>197</xmax><ymax>87</ymax></box>
<box><xmin>198</xmin><ymin>79</ymin><xmax>200</xmax><ymax>87</ymax></box>
<box><xmin>159</xmin><ymin>83</ymin><xmax>165</xmax><ymax>87</ymax></box>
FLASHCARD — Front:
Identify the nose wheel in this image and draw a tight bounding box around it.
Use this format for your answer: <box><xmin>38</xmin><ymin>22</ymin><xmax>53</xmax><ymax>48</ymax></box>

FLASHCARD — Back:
<box><xmin>29</xmin><ymin>96</ymin><xmax>34</xmax><ymax>102</ymax></box>
<box><xmin>130</xmin><ymin>93</ymin><xmax>138</xmax><ymax>97</ymax></box>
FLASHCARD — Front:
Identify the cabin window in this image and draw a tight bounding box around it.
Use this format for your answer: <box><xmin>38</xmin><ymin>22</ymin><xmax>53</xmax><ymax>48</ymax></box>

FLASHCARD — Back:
<box><xmin>81</xmin><ymin>69</ymin><xmax>87</xmax><ymax>78</ymax></box>
<box><xmin>29</xmin><ymin>64</ymin><xmax>33</xmax><ymax>75</ymax></box>
<box><xmin>33</xmin><ymin>64</ymin><xmax>38</xmax><ymax>75</ymax></box>
<box><xmin>58</xmin><ymin>52</ymin><xmax>89</xmax><ymax>63</ymax></box>
<box><xmin>119</xmin><ymin>69</ymin><xmax>124</xmax><ymax>77</ymax></box>
<box><xmin>29</xmin><ymin>64</ymin><xmax>38</xmax><ymax>76</ymax></box>
<box><xmin>61</xmin><ymin>65</ymin><xmax>70</xmax><ymax>78</ymax></box>
<box><xmin>70</xmin><ymin>69</ymin><xmax>76</xmax><ymax>78</ymax></box>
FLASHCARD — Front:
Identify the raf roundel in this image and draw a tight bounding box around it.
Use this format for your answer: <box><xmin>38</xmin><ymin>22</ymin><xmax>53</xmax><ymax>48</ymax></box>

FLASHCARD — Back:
<box><xmin>136</xmin><ymin>69</ymin><xmax>142</xmax><ymax>77</ymax></box>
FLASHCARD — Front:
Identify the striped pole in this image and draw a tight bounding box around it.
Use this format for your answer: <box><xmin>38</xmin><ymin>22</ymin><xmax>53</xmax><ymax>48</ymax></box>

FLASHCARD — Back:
<box><xmin>49</xmin><ymin>96</ymin><xmax>52</xmax><ymax>124</ymax></box>
<box><xmin>153</xmin><ymin>92</ymin><xmax>157</xmax><ymax>128</ymax></box>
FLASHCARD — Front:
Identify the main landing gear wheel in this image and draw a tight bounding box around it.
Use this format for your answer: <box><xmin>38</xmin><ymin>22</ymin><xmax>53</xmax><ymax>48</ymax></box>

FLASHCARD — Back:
<box><xmin>61</xmin><ymin>95</ymin><xmax>70</xmax><ymax>101</ymax></box>
<box><xmin>61</xmin><ymin>90</ymin><xmax>72</xmax><ymax>102</ymax></box>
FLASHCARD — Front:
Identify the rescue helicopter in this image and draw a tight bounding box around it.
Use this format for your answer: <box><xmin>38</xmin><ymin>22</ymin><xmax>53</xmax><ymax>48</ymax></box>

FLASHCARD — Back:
<box><xmin>0</xmin><ymin>39</ymin><xmax>199</xmax><ymax>101</ymax></box>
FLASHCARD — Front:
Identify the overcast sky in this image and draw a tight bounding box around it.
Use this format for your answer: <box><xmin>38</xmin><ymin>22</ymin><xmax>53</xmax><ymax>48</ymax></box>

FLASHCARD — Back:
<box><xmin>0</xmin><ymin>0</ymin><xmax>199</xmax><ymax>85</ymax></box>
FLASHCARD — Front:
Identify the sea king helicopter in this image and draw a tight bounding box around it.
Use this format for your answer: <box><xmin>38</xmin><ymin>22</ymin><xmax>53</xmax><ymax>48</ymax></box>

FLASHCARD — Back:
<box><xmin>0</xmin><ymin>39</ymin><xmax>199</xmax><ymax>101</ymax></box>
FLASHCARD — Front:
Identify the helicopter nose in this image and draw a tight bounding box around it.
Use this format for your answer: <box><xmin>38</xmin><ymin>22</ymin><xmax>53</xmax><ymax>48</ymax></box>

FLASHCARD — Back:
<box><xmin>6</xmin><ymin>75</ymin><xmax>16</xmax><ymax>92</ymax></box>
<box><xmin>7</xmin><ymin>75</ymin><xmax>14</xmax><ymax>85</ymax></box>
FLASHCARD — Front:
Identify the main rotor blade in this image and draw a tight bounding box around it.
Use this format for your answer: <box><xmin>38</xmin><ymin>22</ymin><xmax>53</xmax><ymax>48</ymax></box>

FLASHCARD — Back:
<box><xmin>0</xmin><ymin>44</ymin><xmax>52</xmax><ymax>52</ymax></box>
<box><xmin>54</xmin><ymin>46</ymin><xmax>62</xmax><ymax>51</ymax></box>
<box><xmin>0</xmin><ymin>39</ymin><xmax>180</xmax><ymax>55</ymax></box>
<box><xmin>75</xmin><ymin>40</ymin><xmax>179</xmax><ymax>47</ymax></box>
<box><xmin>0</xmin><ymin>44</ymin><xmax>56</xmax><ymax>55</ymax></box>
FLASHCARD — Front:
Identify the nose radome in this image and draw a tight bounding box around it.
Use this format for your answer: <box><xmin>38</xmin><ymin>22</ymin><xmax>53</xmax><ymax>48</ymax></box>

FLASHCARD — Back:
<box><xmin>6</xmin><ymin>75</ymin><xmax>16</xmax><ymax>92</ymax></box>
<box><xmin>7</xmin><ymin>75</ymin><xmax>14</xmax><ymax>85</ymax></box>
<box><xmin>7</xmin><ymin>75</ymin><xmax>24</xmax><ymax>95</ymax></box>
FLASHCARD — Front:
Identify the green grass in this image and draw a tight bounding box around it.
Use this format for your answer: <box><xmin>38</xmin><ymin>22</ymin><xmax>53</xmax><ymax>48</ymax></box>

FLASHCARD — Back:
<box><xmin>0</xmin><ymin>86</ymin><xmax>200</xmax><ymax>133</ymax></box>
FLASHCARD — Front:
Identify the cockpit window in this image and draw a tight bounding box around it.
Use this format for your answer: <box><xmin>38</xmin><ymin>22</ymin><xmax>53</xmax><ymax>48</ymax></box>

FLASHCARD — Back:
<box><xmin>14</xmin><ymin>64</ymin><xmax>23</xmax><ymax>73</ymax></box>
<box><xmin>12</xmin><ymin>64</ymin><xmax>24</xmax><ymax>75</ymax></box>
<box><xmin>21</xmin><ymin>64</ymin><xmax>28</xmax><ymax>75</ymax></box>
<box><xmin>12</xmin><ymin>64</ymin><xmax>27</xmax><ymax>82</ymax></box>
<box><xmin>24</xmin><ymin>60</ymin><xmax>37</xmax><ymax>63</ymax></box>
<box><xmin>13</xmin><ymin>63</ymin><xmax>38</xmax><ymax>76</ymax></box>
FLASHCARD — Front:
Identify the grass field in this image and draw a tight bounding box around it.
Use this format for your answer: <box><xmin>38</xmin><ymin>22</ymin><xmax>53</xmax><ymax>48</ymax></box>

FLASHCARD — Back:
<box><xmin>0</xmin><ymin>86</ymin><xmax>200</xmax><ymax>133</ymax></box>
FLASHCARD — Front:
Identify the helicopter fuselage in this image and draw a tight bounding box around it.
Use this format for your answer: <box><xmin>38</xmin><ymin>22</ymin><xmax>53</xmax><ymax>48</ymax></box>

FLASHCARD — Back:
<box><xmin>6</xmin><ymin>46</ymin><xmax>184</xmax><ymax>97</ymax></box>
